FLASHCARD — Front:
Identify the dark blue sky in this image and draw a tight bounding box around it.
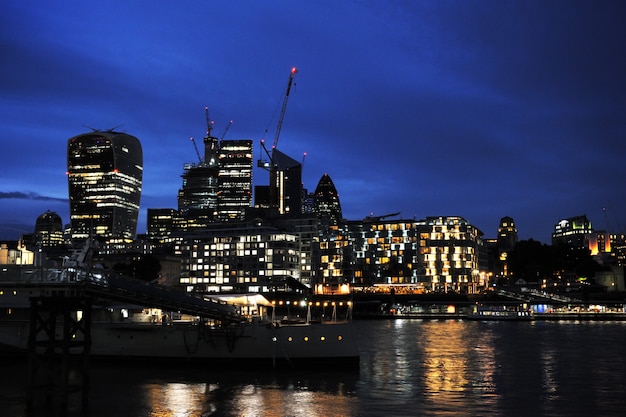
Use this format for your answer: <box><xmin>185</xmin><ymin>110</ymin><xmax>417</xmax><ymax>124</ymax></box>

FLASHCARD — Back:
<box><xmin>1</xmin><ymin>0</ymin><xmax>625</xmax><ymax>243</ymax></box>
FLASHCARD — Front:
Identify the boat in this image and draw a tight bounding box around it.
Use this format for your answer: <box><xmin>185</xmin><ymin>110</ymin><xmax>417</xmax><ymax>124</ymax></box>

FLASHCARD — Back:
<box><xmin>0</xmin><ymin>310</ymin><xmax>360</xmax><ymax>369</ymax></box>
<box><xmin>0</xmin><ymin>260</ymin><xmax>360</xmax><ymax>369</ymax></box>
<box><xmin>465</xmin><ymin>304</ymin><xmax>534</xmax><ymax>321</ymax></box>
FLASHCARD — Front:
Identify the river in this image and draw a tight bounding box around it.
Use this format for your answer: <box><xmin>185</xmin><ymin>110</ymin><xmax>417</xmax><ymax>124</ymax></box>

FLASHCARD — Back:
<box><xmin>1</xmin><ymin>319</ymin><xmax>625</xmax><ymax>416</ymax></box>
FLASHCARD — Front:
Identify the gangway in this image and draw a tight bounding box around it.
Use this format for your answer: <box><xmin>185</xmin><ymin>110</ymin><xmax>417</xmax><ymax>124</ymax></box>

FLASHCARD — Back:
<box><xmin>0</xmin><ymin>264</ymin><xmax>241</xmax><ymax>412</ymax></box>
<box><xmin>0</xmin><ymin>265</ymin><xmax>240</xmax><ymax>322</ymax></box>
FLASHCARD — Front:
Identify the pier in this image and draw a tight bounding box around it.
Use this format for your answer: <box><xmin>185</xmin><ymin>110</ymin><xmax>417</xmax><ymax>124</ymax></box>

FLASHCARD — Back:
<box><xmin>0</xmin><ymin>265</ymin><xmax>241</xmax><ymax>412</ymax></box>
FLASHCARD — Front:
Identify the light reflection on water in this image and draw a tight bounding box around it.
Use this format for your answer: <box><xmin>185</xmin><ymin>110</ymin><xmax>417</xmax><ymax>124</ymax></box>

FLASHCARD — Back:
<box><xmin>2</xmin><ymin>320</ymin><xmax>626</xmax><ymax>416</ymax></box>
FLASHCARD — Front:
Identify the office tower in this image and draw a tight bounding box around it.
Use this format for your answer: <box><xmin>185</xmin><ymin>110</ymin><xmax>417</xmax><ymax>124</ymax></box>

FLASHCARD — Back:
<box><xmin>67</xmin><ymin>131</ymin><xmax>143</xmax><ymax>244</ymax></box>
<box><xmin>313</xmin><ymin>173</ymin><xmax>343</xmax><ymax>228</ymax></box>
<box><xmin>494</xmin><ymin>216</ymin><xmax>518</xmax><ymax>277</ymax></box>
<box><xmin>147</xmin><ymin>208</ymin><xmax>177</xmax><ymax>244</ymax></box>
<box><xmin>217</xmin><ymin>139</ymin><xmax>253</xmax><ymax>221</ymax></box>
<box><xmin>497</xmin><ymin>216</ymin><xmax>518</xmax><ymax>251</ymax></box>
<box><xmin>34</xmin><ymin>210</ymin><xmax>64</xmax><ymax>248</ymax></box>
<box><xmin>255</xmin><ymin>149</ymin><xmax>302</xmax><ymax>215</ymax></box>
<box><xmin>552</xmin><ymin>214</ymin><xmax>593</xmax><ymax>248</ymax></box>
<box><xmin>177</xmin><ymin>129</ymin><xmax>220</xmax><ymax>228</ymax></box>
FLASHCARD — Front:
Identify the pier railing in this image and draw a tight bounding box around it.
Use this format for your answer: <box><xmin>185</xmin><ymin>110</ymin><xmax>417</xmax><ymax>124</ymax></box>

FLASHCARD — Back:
<box><xmin>0</xmin><ymin>264</ymin><xmax>240</xmax><ymax>322</ymax></box>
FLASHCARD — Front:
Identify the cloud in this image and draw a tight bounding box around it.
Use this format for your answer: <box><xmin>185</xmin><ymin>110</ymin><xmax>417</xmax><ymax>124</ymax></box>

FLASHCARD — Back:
<box><xmin>0</xmin><ymin>192</ymin><xmax>68</xmax><ymax>203</ymax></box>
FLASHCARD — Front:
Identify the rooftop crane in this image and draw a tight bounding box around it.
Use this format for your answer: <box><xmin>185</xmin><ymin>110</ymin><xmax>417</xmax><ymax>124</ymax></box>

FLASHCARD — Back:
<box><xmin>258</xmin><ymin>67</ymin><xmax>298</xmax><ymax>169</ymax></box>
<box><xmin>364</xmin><ymin>212</ymin><xmax>401</xmax><ymax>222</ymax></box>
<box><xmin>189</xmin><ymin>137</ymin><xmax>202</xmax><ymax>163</ymax></box>
<box><xmin>219</xmin><ymin>120</ymin><xmax>234</xmax><ymax>147</ymax></box>
<box><xmin>272</xmin><ymin>67</ymin><xmax>298</xmax><ymax>150</ymax></box>
<box><xmin>205</xmin><ymin>106</ymin><xmax>214</xmax><ymax>137</ymax></box>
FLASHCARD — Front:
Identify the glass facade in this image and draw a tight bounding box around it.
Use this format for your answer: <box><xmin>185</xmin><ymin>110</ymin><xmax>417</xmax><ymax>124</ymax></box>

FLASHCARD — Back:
<box><xmin>67</xmin><ymin>132</ymin><xmax>143</xmax><ymax>244</ymax></box>
<box><xmin>217</xmin><ymin>140</ymin><xmax>253</xmax><ymax>221</ymax></box>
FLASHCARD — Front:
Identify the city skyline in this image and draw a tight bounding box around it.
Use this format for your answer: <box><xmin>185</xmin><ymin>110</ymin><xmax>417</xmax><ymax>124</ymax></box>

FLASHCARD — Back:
<box><xmin>1</xmin><ymin>1</ymin><xmax>625</xmax><ymax>243</ymax></box>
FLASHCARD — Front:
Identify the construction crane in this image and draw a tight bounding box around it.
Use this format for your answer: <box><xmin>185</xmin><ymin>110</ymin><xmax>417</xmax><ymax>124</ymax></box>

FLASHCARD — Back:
<box><xmin>272</xmin><ymin>67</ymin><xmax>298</xmax><ymax>150</ymax></box>
<box><xmin>258</xmin><ymin>67</ymin><xmax>298</xmax><ymax>169</ymax></box>
<box><xmin>364</xmin><ymin>212</ymin><xmax>401</xmax><ymax>222</ymax></box>
<box><xmin>219</xmin><ymin>120</ymin><xmax>234</xmax><ymax>146</ymax></box>
<box><xmin>189</xmin><ymin>137</ymin><xmax>202</xmax><ymax>163</ymax></box>
<box><xmin>205</xmin><ymin>106</ymin><xmax>214</xmax><ymax>137</ymax></box>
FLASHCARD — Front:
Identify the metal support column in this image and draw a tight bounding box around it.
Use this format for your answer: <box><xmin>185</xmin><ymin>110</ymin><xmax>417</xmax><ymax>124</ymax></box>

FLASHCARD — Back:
<box><xmin>26</xmin><ymin>295</ymin><xmax>92</xmax><ymax>414</ymax></box>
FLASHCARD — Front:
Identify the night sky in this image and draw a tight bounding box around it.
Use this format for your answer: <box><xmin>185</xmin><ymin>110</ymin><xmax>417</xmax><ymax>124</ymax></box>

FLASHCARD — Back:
<box><xmin>1</xmin><ymin>1</ymin><xmax>625</xmax><ymax>243</ymax></box>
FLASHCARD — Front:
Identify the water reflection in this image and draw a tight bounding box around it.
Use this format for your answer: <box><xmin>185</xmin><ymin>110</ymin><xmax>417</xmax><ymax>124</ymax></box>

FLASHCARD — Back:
<box><xmin>5</xmin><ymin>320</ymin><xmax>626</xmax><ymax>417</ymax></box>
<box><xmin>98</xmin><ymin>368</ymin><xmax>359</xmax><ymax>417</ymax></box>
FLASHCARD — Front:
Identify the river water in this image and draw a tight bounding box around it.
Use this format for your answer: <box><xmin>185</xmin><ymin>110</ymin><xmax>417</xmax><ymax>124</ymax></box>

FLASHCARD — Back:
<box><xmin>2</xmin><ymin>319</ymin><xmax>625</xmax><ymax>416</ymax></box>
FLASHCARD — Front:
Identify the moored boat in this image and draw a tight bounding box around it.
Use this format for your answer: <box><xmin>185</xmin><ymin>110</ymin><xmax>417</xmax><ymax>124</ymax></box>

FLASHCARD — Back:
<box><xmin>466</xmin><ymin>304</ymin><xmax>534</xmax><ymax>321</ymax></box>
<box><xmin>0</xmin><ymin>313</ymin><xmax>360</xmax><ymax>369</ymax></box>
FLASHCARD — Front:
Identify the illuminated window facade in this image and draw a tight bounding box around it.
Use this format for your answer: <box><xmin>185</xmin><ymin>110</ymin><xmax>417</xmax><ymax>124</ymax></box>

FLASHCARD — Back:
<box><xmin>217</xmin><ymin>140</ymin><xmax>253</xmax><ymax>221</ymax></box>
<box><xmin>552</xmin><ymin>215</ymin><xmax>593</xmax><ymax>248</ymax></box>
<box><xmin>419</xmin><ymin>216</ymin><xmax>483</xmax><ymax>293</ymax></box>
<box><xmin>346</xmin><ymin>216</ymin><xmax>484</xmax><ymax>293</ymax></box>
<box><xmin>177</xmin><ymin>224</ymin><xmax>301</xmax><ymax>294</ymax></box>
<box><xmin>67</xmin><ymin>132</ymin><xmax>143</xmax><ymax>244</ymax></box>
<box><xmin>177</xmin><ymin>163</ymin><xmax>219</xmax><ymax>226</ymax></box>
<box><xmin>35</xmin><ymin>210</ymin><xmax>64</xmax><ymax>248</ymax></box>
<box><xmin>347</xmin><ymin>218</ymin><xmax>421</xmax><ymax>287</ymax></box>
<box><xmin>147</xmin><ymin>208</ymin><xmax>177</xmax><ymax>244</ymax></box>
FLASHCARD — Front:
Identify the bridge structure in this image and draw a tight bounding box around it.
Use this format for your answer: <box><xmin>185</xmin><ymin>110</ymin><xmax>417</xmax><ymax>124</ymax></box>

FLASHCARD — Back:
<box><xmin>0</xmin><ymin>265</ymin><xmax>241</xmax><ymax>412</ymax></box>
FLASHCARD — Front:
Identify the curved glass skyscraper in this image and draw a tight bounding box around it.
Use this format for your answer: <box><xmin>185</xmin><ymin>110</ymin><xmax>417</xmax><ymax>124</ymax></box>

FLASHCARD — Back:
<box><xmin>67</xmin><ymin>131</ymin><xmax>143</xmax><ymax>243</ymax></box>
<box><xmin>313</xmin><ymin>173</ymin><xmax>343</xmax><ymax>227</ymax></box>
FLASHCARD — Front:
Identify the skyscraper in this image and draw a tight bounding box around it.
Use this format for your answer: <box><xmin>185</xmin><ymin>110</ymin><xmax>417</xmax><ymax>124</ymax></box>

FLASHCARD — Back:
<box><xmin>313</xmin><ymin>173</ymin><xmax>343</xmax><ymax>227</ymax></box>
<box><xmin>34</xmin><ymin>210</ymin><xmax>64</xmax><ymax>248</ymax></box>
<box><xmin>177</xmin><ymin>129</ymin><xmax>220</xmax><ymax>228</ymax></box>
<box><xmin>255</xmin><ymin>149</ymin><xmax>302</xmax><ymax>215</ymax></box>
<box><xmin>67</xmin><ymin>131</ymin><xmax>143</xmax><ymax>243</ymax></box>
<box><xmin>217</xmin><ymin>139</ymin><xmax>253</xmax><ymax>221</ymax></box>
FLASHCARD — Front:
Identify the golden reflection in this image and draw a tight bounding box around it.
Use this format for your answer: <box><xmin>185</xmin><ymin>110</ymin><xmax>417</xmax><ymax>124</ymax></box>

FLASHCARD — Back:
<box><xmin>147</xmin><ymin>382</ymin><xmax>208</xmax><ymax>417</ymax></box>
<box><xmin>143</xmin><ymin>378</ymin><xmax>355</xmax><ymax>416</ymax></box>
<box><xmin>422</xmin><ymin>321</ymin><xmax>469</xmax><ymax>393</ymax></box>
<box><xmin>229</xmin><ymin>383</ymin><xmax>356</xmax><ymax>417</ymax></box>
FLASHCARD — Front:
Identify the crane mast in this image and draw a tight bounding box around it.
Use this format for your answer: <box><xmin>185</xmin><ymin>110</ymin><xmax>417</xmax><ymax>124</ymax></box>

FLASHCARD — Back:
<box><xmin>272</xmin><ymin>67</ymin><xmax>298</xmax><ymax>151</ymax></box>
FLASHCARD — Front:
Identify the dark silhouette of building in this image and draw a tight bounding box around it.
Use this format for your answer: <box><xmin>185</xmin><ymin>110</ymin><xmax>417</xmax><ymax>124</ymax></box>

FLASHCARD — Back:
<box><xmin>313</xmin><ymin>173</ymin><xmax>343</xmax><ymax>228</ymax></box>
<box><xmin>255</xmin><ymin>149</ymin><xmax>302</xmax><ymax>216</ymax></box>
<box><xmin>67</xmin><ymin>131</ymin><xmax>143</xmax><ymax>244</ymax></box>
<box><xmin>34</xmin><ymin>210</ymin><xmax>64</xmax><ymax>248</ymax></box>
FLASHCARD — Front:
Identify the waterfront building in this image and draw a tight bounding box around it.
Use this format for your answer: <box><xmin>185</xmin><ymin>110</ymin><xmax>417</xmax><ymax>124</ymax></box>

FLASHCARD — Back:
<box><xmin>418</xmin><ymin>216</ymin><xmax>484</xmax><ymax>293</ymax></box>
<box><xmin>67</xmin><ymin>131</ymin><xmax>143</xmax><ymax>244</ymax></box>
<box><xmin>217</xmin><ymin>140</ymin><xmax>253</xmax><ymax>221</ymax></box>
<box><xmin>345</xmin><ymin>215</ymin><xmax>484</xmax><ymax>293</ymax></box>
<box><xmin>34</xmin><ymin>210</ymin><xmax>64</xmax><ymax>248</ymax></box>
<box><xmin>176</xmin><ymin>221</ymin><xmax>303</xmax><ymax>294</ymax></box>
<box><xmin>347</xmin><ymin>214</ymin><xmax>421</xmax><ymax>290</ymax></box>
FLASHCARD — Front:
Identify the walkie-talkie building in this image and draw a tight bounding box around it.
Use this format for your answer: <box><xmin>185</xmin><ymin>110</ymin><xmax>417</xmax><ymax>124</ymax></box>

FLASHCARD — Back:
<box><xmin>67</xmin><ymin>131</ymin><xmax>143</xmax><ymax>244</ymax></box>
